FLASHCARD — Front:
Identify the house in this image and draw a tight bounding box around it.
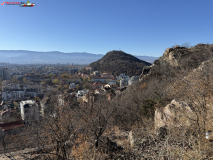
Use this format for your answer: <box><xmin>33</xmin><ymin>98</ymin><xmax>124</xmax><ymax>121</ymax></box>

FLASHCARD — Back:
<box><xmin>104</xmin><ymin>84</ymin><xmax>111</xmax><ymax>88</ymax></box>
<box><xmin>76</xmin><ymin>89</ymin><xmax>89</xmax><ymax>98</ymax></box>
<box><xmin>93</xmin><ymin>71</ymin><xmax>101</xmax><ymax>77</ymax></box>
<box><xmin>92</xmin><ymin>82</ymin><xmax>104</xmax><ymax>89</ymax></box>
<box><xmin>19</xmin><ymin>100</ymin><xmax>39</xmax><ymax>125</ymax></box>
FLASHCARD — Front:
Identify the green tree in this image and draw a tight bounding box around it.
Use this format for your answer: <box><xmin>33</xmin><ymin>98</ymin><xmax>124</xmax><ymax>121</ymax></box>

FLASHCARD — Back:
<box><xmin>52</xmin><ymin>79</ymin><xmax>59</xmax><ymax>84</ymax></box>
<box><xmin>83</xmin><ymin>77</ymin><xmax>88</xmax><ymax>82</ymax></box>
<box><xmin>140</xmin><ymin>99</ymin><xmax>156</xmax><ymax>119</ymax></box>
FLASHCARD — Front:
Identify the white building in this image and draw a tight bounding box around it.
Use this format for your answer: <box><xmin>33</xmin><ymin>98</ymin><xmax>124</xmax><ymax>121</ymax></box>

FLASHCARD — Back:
<box><xmin>116</xmin><ymin>73</ymin><xmax>130</xmax><ymax>80</ymax></box>
<box><xmin>76</xmin><ymin>89</ymin><xmax>89</xmax><ymax>98</ymax></box>
<box><xmin>19</xmin><ymin>100</ymin><xmax>39</xmax><ymax>125</ymax></box>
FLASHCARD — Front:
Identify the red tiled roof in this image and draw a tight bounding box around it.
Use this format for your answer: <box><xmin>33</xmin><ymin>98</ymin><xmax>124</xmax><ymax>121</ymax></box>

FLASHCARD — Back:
<box><xmin>0</xmin><ymin>120</ymin><xmax>24</xmax><ymax>131</ymax></box>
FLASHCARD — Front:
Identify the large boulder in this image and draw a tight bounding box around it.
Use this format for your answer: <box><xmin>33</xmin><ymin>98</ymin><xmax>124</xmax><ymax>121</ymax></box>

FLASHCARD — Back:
<box><xmin>155</xmin><ymin>99</ymin><xmax>194</xmax><ymax>134</ymax></box>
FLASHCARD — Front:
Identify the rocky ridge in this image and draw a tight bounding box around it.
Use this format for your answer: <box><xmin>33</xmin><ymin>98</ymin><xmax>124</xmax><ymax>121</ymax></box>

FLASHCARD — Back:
<box><xmin>139</xmin><ymin>44</ymin><xmax>213</xmax><ymax>82</ymax></box>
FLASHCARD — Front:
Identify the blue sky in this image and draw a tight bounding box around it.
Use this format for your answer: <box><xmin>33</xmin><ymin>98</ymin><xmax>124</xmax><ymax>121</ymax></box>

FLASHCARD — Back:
<box><xmin>1</xmin><ymin>0</ymin><xmax>213</xmax><ymax>57</ymax></box>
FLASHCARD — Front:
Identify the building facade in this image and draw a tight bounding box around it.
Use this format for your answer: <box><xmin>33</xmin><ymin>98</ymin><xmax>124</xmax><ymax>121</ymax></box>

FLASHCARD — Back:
<box><xmin>19</xmin><ymin>100</ymin><xmax>39</xmax><ymax>125</ymax></box>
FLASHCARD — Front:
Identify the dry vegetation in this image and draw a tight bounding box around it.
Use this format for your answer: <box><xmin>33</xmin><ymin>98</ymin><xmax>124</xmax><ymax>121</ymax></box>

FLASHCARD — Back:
<box><xmin>2</xmin><ymin>44</ymin><xmax>213</xmax><ymax>159</ymax></box>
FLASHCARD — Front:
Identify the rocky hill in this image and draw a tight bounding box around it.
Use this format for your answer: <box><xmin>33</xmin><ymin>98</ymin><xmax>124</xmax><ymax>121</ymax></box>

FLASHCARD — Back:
<box><xmin>114</xmin><ymin>43</ymin><xmax>213</xmax><ymax>130</ymax></box>
<box><xmin>88</xmin><ymin>50</ymin><xmax>151</xmax><ymax>76</ymax></box>
<box><xmin>139</xmin><ymin>44</ymin><xmax>213</xmax><ymax>82</ymax></box>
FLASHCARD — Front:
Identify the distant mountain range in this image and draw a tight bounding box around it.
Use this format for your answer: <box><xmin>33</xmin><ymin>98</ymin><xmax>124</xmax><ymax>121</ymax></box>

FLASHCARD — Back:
<box><xmin>0</xmin><ymin>50</ymin><xmax>159</xmax><ymax>64</ymax></box>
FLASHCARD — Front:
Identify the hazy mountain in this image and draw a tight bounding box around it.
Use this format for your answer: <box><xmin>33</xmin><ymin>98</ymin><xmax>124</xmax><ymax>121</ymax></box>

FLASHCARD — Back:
<box><xmin>0</xmin><ymin>50</ymin><xmax>158</xmax><ymax>64</ymax></box>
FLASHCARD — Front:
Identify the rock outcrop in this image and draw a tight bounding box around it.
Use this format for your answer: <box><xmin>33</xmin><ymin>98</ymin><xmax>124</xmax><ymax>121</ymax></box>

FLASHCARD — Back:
<box><xmin>139</xmin><ymin>44</ymin><xmax>213</xmax><ymax>82</ymax></box>
<box><xmin>155</xmin><ymin>99</ymin><xmax>194</xmax><ymax>134</ymax></box>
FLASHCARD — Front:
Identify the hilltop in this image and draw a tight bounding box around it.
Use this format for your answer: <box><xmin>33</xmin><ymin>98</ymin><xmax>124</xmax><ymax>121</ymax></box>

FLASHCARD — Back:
<box><xmin>139</xmin><ymin>44</ymin><xmax>213</xmax><ymax>82</ymax></box>
<box><xmin>88</xmin><ymin>50</ymin><xmax>151</xmax><ymax>76</ymax></box>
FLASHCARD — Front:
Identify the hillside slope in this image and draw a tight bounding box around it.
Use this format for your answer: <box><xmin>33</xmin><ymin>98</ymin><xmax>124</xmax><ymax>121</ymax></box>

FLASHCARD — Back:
<box><xmin>89</xmin><ymin>50</ymin><xmax>151</xmax><ymax>76</ymax></box>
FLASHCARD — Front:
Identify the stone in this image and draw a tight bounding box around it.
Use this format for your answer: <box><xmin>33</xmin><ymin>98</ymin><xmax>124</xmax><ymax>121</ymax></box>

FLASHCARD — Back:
<box><xmin>128</xmin><ymin>128</ymin><xmax>147</xmax><ymax>147</ymax></box>
<box><xmin>155</xmin><ymin>99</ymin><xmax>193</xmax><ymax>134</ymax></box>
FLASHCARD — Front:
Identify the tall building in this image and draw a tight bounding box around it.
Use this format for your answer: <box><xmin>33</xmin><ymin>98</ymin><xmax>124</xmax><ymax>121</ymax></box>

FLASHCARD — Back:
<box><xmin>0</xmin><ymin>68</ymin><xmax>11</xmax><ymax>80</ymax></box>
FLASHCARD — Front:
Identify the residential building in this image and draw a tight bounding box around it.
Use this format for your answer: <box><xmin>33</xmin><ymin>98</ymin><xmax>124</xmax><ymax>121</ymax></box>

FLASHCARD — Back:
<box><xmin>19</xmin><ymin>100</ymin><xmax>39</xmax><ymax>125</ymax></box>
<box><xmin>2</xmin><ymin>88</ymin><xmax>40</xmax><ymax>101</ymax></box>
<box><xmin>93</xmin><ymin>71</ymin><xmax>101</xmax><ymax>77</ymax></box>
<box><xmin>0</xmin><ymin>68</ymin><xmax>11</xmax><ymax>80</ymax></box>
<box><xmin>116</xmin><ymin>73</ymin><xmax>129</xmax><ymax>80</ymax></box>
<box><xmin>92</xmin><ymin>82</ymin><xmax>104</xmax><ymax>89</ymax></box>
<box><xmin>76</xmin><ymin>89</ymin><xmax>89</xmax><ymax>97</ymax></box>
<box><xmin>2</xmin><ymin>89</ymin><xmax>25</xmax><ymax>101</ymax></box>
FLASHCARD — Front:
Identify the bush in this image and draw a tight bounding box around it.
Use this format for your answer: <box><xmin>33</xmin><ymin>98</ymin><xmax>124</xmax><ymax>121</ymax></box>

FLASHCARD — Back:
<box><xmin>140</xmin><ymin>99</ymin><xmax>156</xmax><ymax>118</ymax></box>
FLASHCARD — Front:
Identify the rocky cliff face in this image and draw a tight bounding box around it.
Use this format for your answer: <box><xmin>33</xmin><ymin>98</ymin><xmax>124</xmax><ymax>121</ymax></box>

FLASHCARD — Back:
<box><xmin>139</xmin><ymin>44</ymin><xmax>213</xmax><ymax>82</ymax></box>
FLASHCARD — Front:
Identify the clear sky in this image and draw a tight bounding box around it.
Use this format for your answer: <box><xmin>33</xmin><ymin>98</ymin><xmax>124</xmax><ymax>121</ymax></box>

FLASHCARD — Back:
<box><xmin>1</xmin><ymin>0</ymin><xmax>213</xmax><ymax>57</ymax></box>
